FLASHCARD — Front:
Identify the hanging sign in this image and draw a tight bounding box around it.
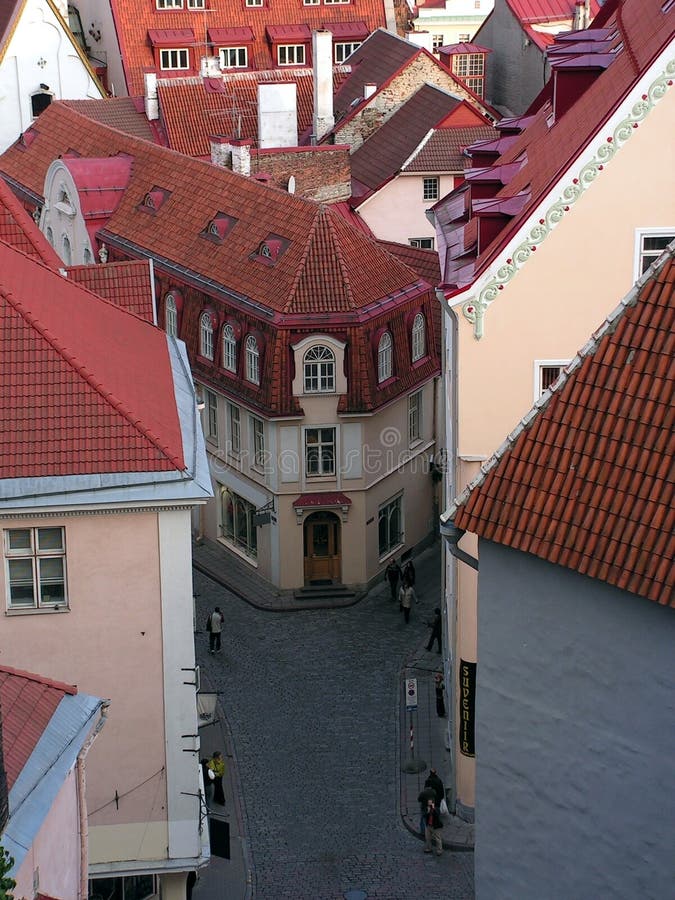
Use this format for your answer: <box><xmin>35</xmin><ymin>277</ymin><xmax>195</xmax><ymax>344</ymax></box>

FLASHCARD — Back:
<box><xmin>459</xmin><ymin>660</ymin><xmax>476</xmax><ymax>757</ymax></box>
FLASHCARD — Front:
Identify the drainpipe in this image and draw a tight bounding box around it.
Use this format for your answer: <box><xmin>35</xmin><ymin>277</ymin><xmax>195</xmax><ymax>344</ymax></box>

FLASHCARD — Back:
<box><xmin>440</xmin><ymin>520</ymin><xmax>478</xmax><ymax>570</ymax></box>
<box><xmin>77</xmin><ymin>701</ymin><xmax>110</xmax><ymax>900</ymax></box>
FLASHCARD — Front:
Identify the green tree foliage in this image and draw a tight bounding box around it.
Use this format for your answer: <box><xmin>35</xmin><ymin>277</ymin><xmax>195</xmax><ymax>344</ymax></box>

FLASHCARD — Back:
<box><xmin>0</xmin><ymin>843</ymin><xmax>15</xmax><ymax>899</ymax></box>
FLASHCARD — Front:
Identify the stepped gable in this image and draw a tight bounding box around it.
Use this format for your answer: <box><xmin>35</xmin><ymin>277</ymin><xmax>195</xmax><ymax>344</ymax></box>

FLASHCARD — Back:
<box><xmin>108</xmin><ymin>0</ymin><xmax>389</xmax><ymax>97</ymax></box>
<box><xmin>0</xmin><ymin>102</ymin><xmax>422</xmax><ymax>315</ymax></box>
<box><xmin>0</xmin><ymin>666</ymin><xmax>77</xmax><ymax>791</ymax></box>
<box><xmin>0</xmin><ymin>240</ymin><xmax>184</xmax><ymax>479</ymax></box>
<box><xmin>0</xmin><ymin>177</ymin><xmax>59</xmax><ymax>266</ymax></box>
<box><xmin>67</xmin><ymin>260</ymin><xmax>155</xmax><ymax>323</ymax></box>
<box><xmin>453</xmin><ymin>246</ymin><xmax>675</xmax><ymax>606</ymax></box>
<box><xmin>435</xmin><ymin>0</ymin><xmax>675</xmax><ymax>287</ymax></box>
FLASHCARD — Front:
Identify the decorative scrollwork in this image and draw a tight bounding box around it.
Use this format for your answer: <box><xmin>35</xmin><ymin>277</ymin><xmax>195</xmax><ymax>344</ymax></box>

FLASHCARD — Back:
<box><xmin>463</xmin><ymin>61</ymin><xmax>674</xmax><ymax>339</ymax></box>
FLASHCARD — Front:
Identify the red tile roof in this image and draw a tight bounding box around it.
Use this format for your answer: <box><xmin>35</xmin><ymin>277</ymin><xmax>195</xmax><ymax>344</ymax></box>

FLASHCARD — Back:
<box><xmin>453</xmin><ymin>246</ymin><xmax>675</xmax><ymax>606</ymax></box>
<box><xmin>0</xmin><ymin>240</ymin><xmax>185</xmax><ymax>478</ymax></box>
<box><xmin>62</xmin><ymin>98</ymin><xmax>158</xmax><ymax>143</ymax></box>
<box><xmin>108</xmin><ymin>0</ymin><xmax>389</xmax><ymax>96</ymax></box>
<box><xmin>504</xmin><ymin>0</ymin><xmax>602</xmax><ymax>51</ymax></box>
<box><xmin>0</xmin><ymin>666</ymin><xmax>76</xmax><ymax>790</ymax></box>
<box><xmin>0</xmin><ymin>176</ymin><xmax>59</xmax><ymax>266</ymax></box>
<box><xmin>403</xmin><ymin>125</ymin><xmax>498</xmax><ymax>173</ymax></box>
<box><xmin>436</xmin><ymin>0</ymin><xmax>675</xmax><ymax>288</ymax></box>
<box><xmin>156</xmin><ymin>68</ymin><xmax>350</xmax><ymax>157</ymax></box>
<box><xmin>376</xmin><ymin>239</ymin><xmax>441</xmax><ymax>286</ymax></box>
<box><xmin>66</xmin><ymin>260</ymin><xmax>155</xmax><ymax>323</ymax></box>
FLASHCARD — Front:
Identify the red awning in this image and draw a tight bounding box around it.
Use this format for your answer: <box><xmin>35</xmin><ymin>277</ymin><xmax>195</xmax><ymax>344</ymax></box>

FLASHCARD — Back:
<box><xmin>266</xmin><ymin>24</ymin><xmax>311</xmax><ymax>43</ymax></box>
<box><xmin>323</xmin><ymin>21</ymin><xmax>370</xmax><ymax>40</ymax></box>
<box><xmin>208</xmin><ymin>26</ymin><xmax>255</xmax><ymax>44</ymax></box>
<box><xmin>148</xmin><ymin>28</ymin><xmax>195</xmax><ymax>48</ymax></box>
<box><xmin>292</xmin><ymin>492</ymin><xmax>352</xmax><ymax>509</ymax></box>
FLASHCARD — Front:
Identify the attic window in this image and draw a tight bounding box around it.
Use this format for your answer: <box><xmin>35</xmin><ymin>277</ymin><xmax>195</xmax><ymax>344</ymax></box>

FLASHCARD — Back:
<box><xmin>140</xmin><ymin>187</ymin><xmax>171</xmax><ymax>213</ymax></box>
<box><xmin>202</xmin><ymin>213</ymin><xmax>237</xmax><ymax>243</ymax></box>
<box><xmin>30</xmin><ymin>88</ymin><xmax>52</xmax><ymax>118</ymax></box>
<box><xmin>253</xmin><ymin>235</ymin><xmax>289</xmax><ymax>264</ymax></box>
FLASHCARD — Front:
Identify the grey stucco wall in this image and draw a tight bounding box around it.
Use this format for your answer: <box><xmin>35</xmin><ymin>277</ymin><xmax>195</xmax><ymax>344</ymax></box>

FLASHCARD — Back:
<box><xmin>478</xmin><ymin>3</ymin><xmax>550</xmax><ymax>114</ymax></box>
<box><xmin>475</xmin><ymin>540</ymin><xmax>675</xmax><ymax>900</ymax></box>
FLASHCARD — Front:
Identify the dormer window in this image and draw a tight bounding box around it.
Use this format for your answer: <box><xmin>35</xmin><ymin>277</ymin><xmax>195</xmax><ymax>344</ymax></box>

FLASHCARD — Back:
<box><xmin>253</xmin><ymin>234</ymin><xmax>289</xmax><ymax>265</ymax></box>
<box><xmin>377</xmin><ymin>332</ymin><xmax>393</xmax><ymax>383</ymax></box>
<box><xmin>157</xmin><ymin>0</ymin><xmax>183</xmax><ymax>7</ymax></box>
<box><xmin>245</xmin><ymin>335</ymin><xmax>260</xmax><ymax>384</ymax></box>
<box><xmin>200</xmin><ymin>311</ymin><xmax>214</xmax><ymax>360</ymax></box>
<box><xmin>202</xmin><ymin>212</ymin><xmax>237</xmax><ymax>243</ymax></box>
<box><xmin>140</xmin><ymin>186</ymin><xmax>171</xmax><ymax>213</ymax></box>
<box><xmin>411</xmin><ymin>313</ymin><xmax>426</xmax><ymax>362</ymax></box>
<box><xmin>304</xmin><ymin>345</ymin><xmax>335</xmax><ymax>393</ymax></box>
<box><xmin>222</xmin><ymin>324</ymin><xmax>237</xmax><ymax>372</ymax></box>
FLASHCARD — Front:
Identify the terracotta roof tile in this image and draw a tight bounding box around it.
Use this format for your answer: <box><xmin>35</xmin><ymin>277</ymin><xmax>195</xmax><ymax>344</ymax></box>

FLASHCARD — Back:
<box><xmin>108</xmin><ymin>0</ymin><xmax>388</xmax><ymax>96</ymax></box>
<box><xmin>66</xmin><ymin>260</ymin><xmax>155</xmax><ymax>322</ymax></box>
<box><xmin>453</xmin><ymin>247</ymin><xmax>675</xmax><ymax>606</ymax></box>
<box><xmin>62</xmin><ymin>98</ymin><xmax>158</xmax><ymax>143</ymax></box>
<box><xmin>0</xmin><ymin>177</ymin><xmax>59</xmax><ymax>266</ymax></box>
<box><xmin>403</xmin><ymin>125</ymin><xmax>498</xmax><ymax>173</ymax></box>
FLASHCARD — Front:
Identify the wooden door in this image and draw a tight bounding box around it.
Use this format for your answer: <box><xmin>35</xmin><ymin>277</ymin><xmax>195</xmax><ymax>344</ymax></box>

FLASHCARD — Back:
<box><xmin>303</xmin><ymin>514</ymin><xmax>341</xmax><ymax>583</ymax></box>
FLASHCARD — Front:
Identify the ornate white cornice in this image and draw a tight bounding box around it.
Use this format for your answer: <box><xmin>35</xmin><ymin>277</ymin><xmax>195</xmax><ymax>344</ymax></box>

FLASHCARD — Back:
<box><xmin>459</xmin><ymin>56</ymin><xmax>675</xmax><ymax>339</ymax></box>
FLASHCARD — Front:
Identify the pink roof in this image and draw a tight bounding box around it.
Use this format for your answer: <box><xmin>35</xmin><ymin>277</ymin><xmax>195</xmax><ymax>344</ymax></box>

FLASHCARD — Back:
<box><xmin>438</xmin><ymin>43</ymin><xmax>492</xmax><ymax>55</ymax></box>
<box><xmin>505</xmin><ymin>0</ymin><xmax>600</xmax><ymax>23</ymax></box>
<box><xmin>0</xmin><ymin>177</ymin><xmax>60</xmax><ymax>267</ymax></box>
<box><xmin>0</xmin><ymin>240</ymin><xmax>185</xmax><ymax>478</ymax></box>
<box><xmin>108</xmin><ymin>0</ymin><xmax>389</xmax><ymax>96</ymax></box>
<box><xmin>0</xmin><ymin>666</ymin><xmax>76</xmax><ymax>790</ymax></box>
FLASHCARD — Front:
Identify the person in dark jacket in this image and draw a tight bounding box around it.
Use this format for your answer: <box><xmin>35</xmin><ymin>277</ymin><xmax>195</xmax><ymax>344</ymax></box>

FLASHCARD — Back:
<box><xmin>426</xmin><ymin>608</ymin><xmax>442</xmax><ymax>653</ymax></box>
<box><xmin>424</xmin><ymin>768</ymin><xmax>445</xmax><ymax>807</ymax></box>
<box><xmin>422</xmin><ymin>797</ymin><xmax>443</xmax><ymax>855</ymax></box>
<box><xmin>384</xmin><ymin>559</ymin><xmax>402</xmax><ymax>601</ymax></box>
<box><xmin>402</xmin><ymin>558</ymin><xmax>416</xmax><ymax>588</ymax></box>
<box><xmin>417</xmin><ymin>786</ymin><xmax>437</xmax><ymax>835</ymax></box>
<box><xmin>434</xmin><ymin>672</ymin><xmax>446</xmax><ymax>718</ymax></box>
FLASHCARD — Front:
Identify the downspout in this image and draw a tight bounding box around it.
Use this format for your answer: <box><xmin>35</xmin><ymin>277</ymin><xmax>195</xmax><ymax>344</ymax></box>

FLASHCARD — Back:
<box><xmin>77</xmin><ymin>701</ymin><xmax>110</xmax><ymax>900</ymax></box>
<box><xmin>440</xmin><ymin>520</ymin><xmax>479</xmax><ymax>571</ymax></box>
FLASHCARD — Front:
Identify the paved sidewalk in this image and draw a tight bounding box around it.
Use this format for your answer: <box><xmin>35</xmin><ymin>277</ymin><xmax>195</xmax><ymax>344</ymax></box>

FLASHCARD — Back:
<box><xmin>191</xmin><ymin>536</ymin><xmax>474</xmax><ymax>869</ymax></box>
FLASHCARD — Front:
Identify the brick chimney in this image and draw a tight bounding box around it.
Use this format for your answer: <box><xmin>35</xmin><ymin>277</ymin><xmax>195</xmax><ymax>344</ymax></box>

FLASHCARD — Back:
<box><xmin>210</xmin><ymin>136</ymin><xmax>253</xmax><ymax>176</ymax></box>
<box><xmin>312</xmin><ymin>30</ymin><xmax>335</xmax><ymax>142</ymax></box>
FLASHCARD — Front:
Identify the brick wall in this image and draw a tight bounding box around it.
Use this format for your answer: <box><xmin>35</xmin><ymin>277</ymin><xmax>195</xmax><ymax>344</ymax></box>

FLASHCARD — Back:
<box><xmin>251</xmin><ymin>147</ymin><xmax>351</xmax><ymax>203</ymax></box>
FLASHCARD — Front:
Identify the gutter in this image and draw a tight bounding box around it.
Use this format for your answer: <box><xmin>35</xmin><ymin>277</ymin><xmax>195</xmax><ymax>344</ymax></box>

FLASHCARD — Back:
<box><xmin>439</xmin><ymin>519</ymin><xmax>478</xmax><ymax>571</ymax></box>
<box><xmin>77</xmin><ymin>701</ymin><xmax>110</xmax><ymax>900</ymax></box>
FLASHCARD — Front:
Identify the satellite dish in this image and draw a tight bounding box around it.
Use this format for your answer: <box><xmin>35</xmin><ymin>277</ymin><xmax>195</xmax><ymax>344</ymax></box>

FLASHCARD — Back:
<box><xmin>287</xmin><ymin>175</ymin><xmax>296</xmax><ymax>194</ymax></box>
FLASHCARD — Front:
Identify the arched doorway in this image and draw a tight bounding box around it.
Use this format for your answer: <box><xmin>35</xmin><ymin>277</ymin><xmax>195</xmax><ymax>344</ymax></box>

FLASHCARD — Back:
<box><xmin>303</xmin><ymin>511</ymin><xmax>341</xmax><ymax>584</ymax></box>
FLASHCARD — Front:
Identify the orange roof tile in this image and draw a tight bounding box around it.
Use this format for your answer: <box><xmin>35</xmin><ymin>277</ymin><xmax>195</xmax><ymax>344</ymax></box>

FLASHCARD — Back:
<box><xmin>66</xmin><ymin>260</ymin><xmax>155</xmax><ymax>323</ymax></box>
<box><xmin>0</xmin><ymin>176</ymin><xmax>59</xmax><ymax>266</ymax></box>
<box><xmin>452</xmin><ymin>246</ymin><xmax>675</xmax><ymax>606</ymax></box>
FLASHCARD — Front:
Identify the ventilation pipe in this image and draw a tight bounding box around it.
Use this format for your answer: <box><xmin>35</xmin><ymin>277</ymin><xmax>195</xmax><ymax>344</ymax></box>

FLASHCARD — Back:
<box><xmin>312</xmin><ymin>30</ymin><xmax>335</xmax><ymax>142</ymax></box>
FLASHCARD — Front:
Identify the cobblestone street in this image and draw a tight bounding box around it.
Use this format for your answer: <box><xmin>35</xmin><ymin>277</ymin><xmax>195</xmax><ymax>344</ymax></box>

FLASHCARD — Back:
<box><xmin>193</xmin><ymin>556</ymin><xmax>474</xmax><ymax>900</ymax></box>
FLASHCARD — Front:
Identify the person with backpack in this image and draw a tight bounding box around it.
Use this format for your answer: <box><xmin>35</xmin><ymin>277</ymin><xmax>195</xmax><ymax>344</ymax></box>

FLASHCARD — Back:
<box><xmin>206</xmin><ymin>606</ymin><xmax>224</xmax><ymax>654</ymax></box>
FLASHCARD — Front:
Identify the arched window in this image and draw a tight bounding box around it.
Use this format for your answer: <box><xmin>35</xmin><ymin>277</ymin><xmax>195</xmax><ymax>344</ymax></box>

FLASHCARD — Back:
<box><xmin>45</xmin><ymin>226</ymin><xmax>53</xmax><ymax>246</ymax></box>
<box><xmin>245</xmin><ymin>335</ymin><xmax>259</xmax><ymax>384</ymax></box>
<box><xmin>411</xmin><ymin>313</ymin><xmax>426</xmax><ymax>362</ymax></box>
<box><xmin>83</xmin><ymin>247</ymin><xmax>92</xmax><ymax>265</ymax></box>
<box><xmin>200</xmin><ymin>311</ymin><xmax>214</xmax><ymax>360</ymax></box>
<box><xmin>377</xmin><ymin>331</ymin><xmax>393</xmax><ymax>383</ymax></box>
<box><xmin>165</xmin><ymin>294</ymin><xmax>178</xmax><ymax>337</ymax></box>
<box><xmin>303</xmin><ymin>345</ymin><xmax>335</xmax><ymax>393</ymax></box>
<box><xmin>222</xmin><ymin>324</ymin><xmax>237</xmax><ymax>373</ymax></box>
<box><xmin>62</xmin><ymin>235</ymin><xmax>72</xmax><ymax>266</ymax></box>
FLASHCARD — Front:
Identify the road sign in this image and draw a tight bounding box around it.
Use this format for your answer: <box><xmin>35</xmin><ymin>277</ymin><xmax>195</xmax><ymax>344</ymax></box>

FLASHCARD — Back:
<box><xmin>405</xmin><ymin>677</ymin><xmax>418</xmax><ymax>710</ymax></box>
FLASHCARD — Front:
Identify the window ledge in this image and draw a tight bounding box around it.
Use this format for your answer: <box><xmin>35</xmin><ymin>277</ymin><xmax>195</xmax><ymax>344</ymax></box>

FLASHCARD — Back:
<box><xmin>6</xmin><ymin>606</ymin><xmax>70</xmax><ymax>616</ymax></box>
<box><xmin>217</xmin><ymin>537</ymin><xmax>259</xmax><ymax>567</ymax></box>
<box><xmin>409</xmin><ymin>438</ymin><xmax>424</xmax><ymax>450</ymax></box>
<box><xmin>378</xmin><ymin>542</ymin><xmax>405</xmax><ymax>565</ymax></box>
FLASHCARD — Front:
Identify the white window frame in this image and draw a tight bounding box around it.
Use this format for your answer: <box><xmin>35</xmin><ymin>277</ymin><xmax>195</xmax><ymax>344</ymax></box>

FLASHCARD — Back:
<box><xmin>160</xmin><ymin>48</ymin><xmax>190</xmax><ymax>70</ymax></box>
<box><xmin>423</xmin><ymin>177</ymin><xmax>439</xmax><ymax>201</ymax></box>
<box><xmin>432</xmin><ymin>34</ymin><xmax>444</xmax><ymax>51</ymax></box>
<box><xmin>188</xmin><ymin>0</ymin><xmax>205</xmax><ymax>7</ymax></box>
<box><xmin>458</xmin><ymin>33</ymin><xmax>471</xmax><ymax>42</ymax></box>
<box><xmin>250</xmin><ymin>415</ymin><xmax>265</xmax><ymax>469</ymax></box>
<box><xmin>165</xmin><ymin>293</ymin><xmax>178</xmax><ymax>337</ymax></box>
<box><xmin>221</xmin><ymin>488</ymin><xmax>258</xmax><ymax>560</ymax></box>
<box><xmin>305</xmin><ymin>427</ymin><xmax>337</xmax><ymax>477</ymax></box>
<box><xmin>277</xmin><ymin>44</ymin><xmax>305</xmax><ymax>66</ymax></box>
<box><xmin>378</xmin><ymin>495</ymin><xmax>403</xmax><ymax>559</ymax></box>
<box><xmin>303</xmin><ymin>0</ymin><xmax>320</xmax><ymax>4</ymax></box>
<box><xmin>408</xmin><ymin>390</ymin><xmax>423</xmax><ymax>444</ymax></box>
<box><xmin>377</xmin><ymin>332</ymin><xmax>393</xmax><ymax>383</ymax></box>
<box><xmin>220</xmin><ymin>46</ymin><xmax>248</xmax><ymax>68</ymax></box>
<box><xmin>245</xmin><ymin>0</ymin><xmax>263</xmax><ymax>5</ymax></box>
<box><xmin>228</xmin><ymin>402</ymin><xmax>241</xmax><ymax>454</ymax></box>
<box><xmin>325</xmin><ymin>0</ymin><xmax>350</xmax><ymax>4</ymax></box>
<box><xmin>409</xmin><ymin>237</ymin><xmax>434</xmax><ymax>250</ymax></box>
<box><xmin>205</xmin><ymin>388</ymin><xmax>218</xmax><ymax>442</ymax></box>
<box><xmin>245</xmin><ymin>335</ymin><xmax>260</xmax><ymax>384</ymax></box>
<box><xmin>303</xmin><ymin>345</ymin><xmax>336</xmax><ymax>393</ymax></box>
<box><xmin>200</xmin><ymin>312</ymin><xmax>214</xmax><ymax>360</ymax></box>
<box><xmin>222</xmin><ymin>324</ymin><xmax>237</xmax><ymax>372</ymax></box>
<box><xmin>334</xmin><ymin>41</ymin><xmax>361</xmax><ymax>63</ymax></box>
<box><xmin>4</xmin><ymin>527</ymin><xmax>67</xmax><ymax>610</ymax></box>
<box><xmin>633</xmin><ymin>228</ymin><xmax>675</xmax><ymax>281</ymax></box>
<box><xmin>411</xmin><ymin>313</ymin><xmax>426</xmax><ymax>362</ymax></box>
<box><xmin>533</xmin><ymin>359</ymin><xmax>570</xmax><ymax>400</ymax></box>
<box><xmin>156</xmin><ymin>0</ymin><xmax>183</xmax><ymax>8</ymax></box>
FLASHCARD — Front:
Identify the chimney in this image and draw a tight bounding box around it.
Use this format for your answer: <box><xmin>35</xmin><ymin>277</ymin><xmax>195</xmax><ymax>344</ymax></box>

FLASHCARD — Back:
<box><xmin>573</xmin><ymin>0</ymin><xmax>584</xmax><ymax>30</ymax></box>
<box><xmin>210</xmin><ymin>136</ymin><xmax>252</xmax><ymax>176</ymax></box>
<box><xmin>144</xmin><ymin>72</ymin><xmax>158</xmax><ymax>121</ymax></box>
<box><xmin>258</xmin><ymin>83</ymin><xmax>298</xmax><ymax>149</ymax></box>
<box><xmin>406</xmin><ymin>31</ymin><xmax>434</xmax><ymax>54</ymax></box>
<box><xmin>363</xmin><ymin>83</ymin><xmax>377</xmax><ymax>100</ymax></box>
<box><xmin>200</xmin><ymin>55</ymin><xmax>221</xmax><ymax>78</ymax></box>
<box><xmin>312</xmin><ymin>30</ymin><xmax>335</xmax><ymax>142</ymax></box>
<box><xmin>583</xmin><ymin>0</ymin><xmax>591</xmax><ymax>28</ymax></box>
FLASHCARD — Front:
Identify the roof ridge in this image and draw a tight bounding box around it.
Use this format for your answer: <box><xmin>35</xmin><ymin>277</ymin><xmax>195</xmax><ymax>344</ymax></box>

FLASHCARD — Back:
<box><xmin>282</xmin><ymin>204</ymin><xmax>323</xmax><ymax>313</ymax></box>
<box><xmin>2</xmin><ymin>287</ymin><xmax>185</xmax><ymax>472</ymax></box>
<box><xmin>324</xmin><ymin>207</ymin><xmax>357</xmax><ymax>310</ymax></box>
<box><xmin>0</xmin><ymin>663</ymin><xmax>77</xmax><ymax>695</ymax></box>
<box><xmin>442</xmin><ymin>241</ymin><xmax>675</xmax><ymax>524</ymax></box>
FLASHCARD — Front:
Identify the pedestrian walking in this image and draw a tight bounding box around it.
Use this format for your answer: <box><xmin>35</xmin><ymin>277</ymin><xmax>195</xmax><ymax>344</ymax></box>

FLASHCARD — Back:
<box><xmin>426</xmin><ymin>608</ymin><xmax>442</xmax><ymax>653</ymax></box>
<box><xmin>400</xmin><ymin>583</ymin><xmax>416</xmax><ymax>624</ymax></box>
<box><xmin>422</xmin><ymin>797</ymin><xmax>443</xmax><ymax>855</ymax></box>
<box><xmin>200</xmin><ymin>757</ymin><xmax>214</xmax><ymax>803</ymax></box>
<box><xmin>417</xmin><ymin>785</ymin><xmax>437</xmax><ymax>835</ymax></box>
<box><xmin>434</xmin><ymin>672</ymin><xmax>446</xmax><ymax>718</ymax></box>
<box><xmin>207</xmin><ymin>750</ymin><xmax>226</xmax><ymax>806</ymax></box>
<box><xmin>424</xmin><ymin>768</ymin><xmax>445</xmax><ymax>807</ymax></box>
<box><xmin>402</xmin><ymin>558</ymin><xmax>416</xmax><ymax>588</ymax></box>
<box><xmin>206</xmin><ymin>606</ymin><xmax>224</xmax><ymax>654</ymax></box>
<box><xmin>384</xmin><ymin>558</ymin><xmax>402</xmax><ymax>601</ymax></box>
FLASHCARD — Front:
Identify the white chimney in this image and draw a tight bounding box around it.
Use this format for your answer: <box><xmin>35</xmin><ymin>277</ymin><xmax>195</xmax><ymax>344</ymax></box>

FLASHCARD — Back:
<box><xmin>406</xmin><ymin>31</ymin><xmax>434</xmax><ymax>54</ymax></box>
<box><xmin>231</xmin><ymin>140</ymin><xmax>252</xmax><ymax>177</ymax></box>
<box><xmin>363</xmin><ymin>83</ymin><xmax>377</xmax><ymax>100</ymax></box>
<box><xmin>201</xmin><ymin>55</ymin><xmax>221</xmax><ymax>78</ymax></box>
<box><xmin>583</xmin><ymin>0</ymin><xmax>591</xmax><ymax>28</ymax></box>
<box><xmin>209</xmin><ymin>136</ymin><xmax>252</xmax><ymax>176</ymax></box>
<box><xmin>258</xmin><ymin>83</ymin><xmax>298</xmax><ymax>149</ymax></box>
<box><xmin>312</xmin><ymin>30</ymin><xmax>335</xmax><ymax>142</ymax></box>
<box><xmin>144</xmin><ymin>72</ymin><xmax>158</xmax><ymax>121</ymax></box>
<box><xmin>573</xmin><ymin>0</ymin><xmax>584</xmax><ymax>30</ymax></box>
